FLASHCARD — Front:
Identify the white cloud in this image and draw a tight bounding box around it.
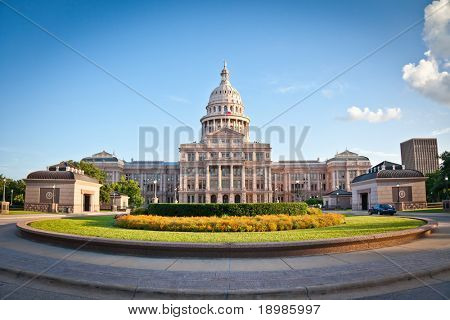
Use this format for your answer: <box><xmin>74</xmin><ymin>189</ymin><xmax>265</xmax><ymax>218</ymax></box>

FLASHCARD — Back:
<box><xmin>423</xmin><ymin>0</ymin><xmax>450</xmax><ymax>59</ymax></box>
<box><xmin>168</xmin><ymin>96</ymin><xmax>190</xmax><ymax>104</ymax></box>
<box><xmin>351</xmin><ymin>148</ymin><xmax>399</xmax><ymax>159</ymax></box>
<box><xmin>402</xmin><ymin>0</ymin><xmax>450</xmax><ymax>106</ymax></box>
<box><xmin>346</xmin><ymin>106</ymin><xmax>402</xmax><ymax>123</ymax></box>
<box><xmin>403</xmin><ymin>53</ymin><xmax>450</xmax><ymax>105</ymax></box>
<box><xmin>276</xmin><ymin>85</ymin><xmax>297</xmax><ymax>94</ymax></box>
<box><xmin>275</xmin><ymin>82</ymin><xmax>316</xmax><ymax>94</ymax></box>
<box><xmin>351</xmin><ymin>147</ymin><xmax>401</xmax><ymax>165</ymax></box>
<box><xmin>432</xmin><ymin>127</ymin><xmax>450</xmax><ymax>135</ymax></box>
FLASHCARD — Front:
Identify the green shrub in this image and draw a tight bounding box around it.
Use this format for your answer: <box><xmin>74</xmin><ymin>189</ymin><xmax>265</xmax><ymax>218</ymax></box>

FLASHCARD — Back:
<box><xmin>305</xmin><ymin>198</ymin><xmax>323</xmax><ymax>206</ymax></box>
<box><xmin>135</xmin><ymin>202</ymin><xmax>310</xmax><ymax>217</ymax></box>
<box><xmin>116</xmin><ymin>213</ymin><xmax>345</xmax><ymax>232</ymax></box>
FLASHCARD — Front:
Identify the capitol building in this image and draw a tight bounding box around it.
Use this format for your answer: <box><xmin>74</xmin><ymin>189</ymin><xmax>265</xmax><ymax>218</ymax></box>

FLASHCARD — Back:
<box><xmin>83</xmin><ymin>64</ymin><xmax>371</xmax><ymax>204</ymax></box>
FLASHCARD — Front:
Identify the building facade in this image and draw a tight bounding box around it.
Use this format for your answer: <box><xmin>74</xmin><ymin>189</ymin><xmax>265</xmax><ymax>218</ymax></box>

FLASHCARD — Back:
<box><xmin>24</xmin><ymin>166</ymin><xmax>101</xmax><ymax>213</ymax></box>
<box><xmin>351</xmin><ymin>161</ymin><xmax>427</xmax><ymax>211</ymax></box>
<box><xmin>83</xmin><ymin>64</ymin><xmax>372</xmax><ymax>204</ymax></box>
<box><xmin>400</xmin><ymin>138</ymin><xmax>439</xmax><ymax>175</ymax></box>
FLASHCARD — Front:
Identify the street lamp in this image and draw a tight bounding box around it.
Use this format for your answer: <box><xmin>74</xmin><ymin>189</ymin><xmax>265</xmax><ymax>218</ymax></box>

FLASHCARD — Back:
<box><xmin>295</xmin><ymin>180</ymin><xmax>300</xmax><ymax>201</ymax></box>
<box><xmin>174</xmin><ymin>186</ymin><xmax>178</xmax><ymax>203</ymax></box>
<box><xmin>153</xmin><ymin>179</ymin><xmax>157</xmax><ymax>203</ymax></box>
<box><xmin>445</xmin><ymin>176</ymin><xmax>449</xmax><ymax>200</ymax></box>
<box><xmin>336</xmin><ymin>192</ymin><xmax>339</xmax><ymax>210</ymax></box>
<box><xmin>10</xmin><ymin>190</ymin><xmax>13</xmax><ymax>206</ymax></box>
<box><xmin>396</xmin><ymin>184</ymin><xmax>400</xmax><ymax>210</ymax></box>
<box><xmin>2</xmin><ymin>178</ymin><xmax>6</xmax><ymax>202</ymax></box>
<box><xmin>52</xmin><ymin>184</ymin><xmax>56</xmax><ymax>205</ymax></box>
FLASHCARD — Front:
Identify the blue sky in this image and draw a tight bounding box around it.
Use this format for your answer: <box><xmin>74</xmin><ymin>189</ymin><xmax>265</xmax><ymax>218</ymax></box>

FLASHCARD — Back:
<box><xmin>1</xmin><ymin>0</ymin><xmax>449</xmax><ymax>179</ymax></box>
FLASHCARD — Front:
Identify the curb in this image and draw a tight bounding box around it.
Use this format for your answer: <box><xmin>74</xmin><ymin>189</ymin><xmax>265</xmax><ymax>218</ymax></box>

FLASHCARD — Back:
<box><xmin>1</xmin><ymin>262</ymin><xmax>450</xmax><ymax>299</ymax></box>
<box><xmin>16</xmin><ymin>217</ymin><xmax>438</xmax><ymax>258</ymax></box>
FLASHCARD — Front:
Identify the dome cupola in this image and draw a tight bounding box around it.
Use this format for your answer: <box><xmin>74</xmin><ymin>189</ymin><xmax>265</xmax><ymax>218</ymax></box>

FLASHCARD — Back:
<box><xmin>200</xmin><ymin>62</ymin><xmax>250</xmax><ymax>142</ymax></box>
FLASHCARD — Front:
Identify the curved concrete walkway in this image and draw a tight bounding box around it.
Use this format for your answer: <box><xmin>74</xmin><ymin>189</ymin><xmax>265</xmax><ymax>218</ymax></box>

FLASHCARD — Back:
<box><xmin>0</xmin><ymin>212</ymin><xmax>449</xmax><ymax>299</ymax></box>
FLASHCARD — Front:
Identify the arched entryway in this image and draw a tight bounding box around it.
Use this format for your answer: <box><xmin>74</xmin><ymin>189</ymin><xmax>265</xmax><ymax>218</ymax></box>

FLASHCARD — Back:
<box><xmin>223</xmin><ymin>194</ymin><xmax>229</xmax><ymax>203</ymax></box>
<box><xmin>210</xmin><ymin>194</ymin><xmax>217</xmax><ymax>203</ymax></box>
<box><xmin>234</xmin><ymin>194</ymin><xmax>241</xmax><ymax>203</ymax></box>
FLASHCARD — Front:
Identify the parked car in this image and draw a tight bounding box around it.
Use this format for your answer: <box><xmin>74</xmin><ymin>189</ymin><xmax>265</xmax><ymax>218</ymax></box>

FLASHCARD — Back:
<box><xmin>368</xmin><ymin>204</ymin><xmax>396</xmax><ymax>215</ymax></box>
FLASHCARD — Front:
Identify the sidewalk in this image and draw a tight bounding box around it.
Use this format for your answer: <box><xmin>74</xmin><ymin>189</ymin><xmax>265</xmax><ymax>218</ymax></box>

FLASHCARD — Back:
<box><xmin>0</xmin><ymin>212</ymin><xmax>449</xmax><ymax>299</ymax></box>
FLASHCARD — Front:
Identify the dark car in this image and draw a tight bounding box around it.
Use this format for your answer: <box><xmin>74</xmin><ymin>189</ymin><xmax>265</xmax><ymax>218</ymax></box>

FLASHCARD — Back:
<box><xmin>368</xmin><ymin>204</ymin><xmax>396</xmax><ymax>215</ymax></box>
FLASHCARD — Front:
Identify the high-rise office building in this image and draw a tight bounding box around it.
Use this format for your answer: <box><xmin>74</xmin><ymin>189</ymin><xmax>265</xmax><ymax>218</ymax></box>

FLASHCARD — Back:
<box><xmin>400</xmin><ymin>138</ymin><xmax>439</xmax><ymax>175</ymax></box>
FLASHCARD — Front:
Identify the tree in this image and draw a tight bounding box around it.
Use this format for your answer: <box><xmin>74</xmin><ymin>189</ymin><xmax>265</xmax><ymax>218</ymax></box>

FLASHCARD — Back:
<box><xmin>111</xmin><ymin>176</ymin><xmax>144</xmax><ymax>208</ymax></box>
<box><xmin>100</xmin><ymin>184</ymin><xmax>113</xmax><ymax>204</ymax></box>
<box><xmin>66</xmin><ymin>160</ymin><xmax>106</xmax><ymax>184</ymax></box>
<box><xmin>0</xmin><ymin>174</ymin><xmax>26</xmax><ymax>206</ymax></box>
<box><xmin>426</xmin><ymin>151</ymin><xmax>450</xmax><ymax>201</ymax></box>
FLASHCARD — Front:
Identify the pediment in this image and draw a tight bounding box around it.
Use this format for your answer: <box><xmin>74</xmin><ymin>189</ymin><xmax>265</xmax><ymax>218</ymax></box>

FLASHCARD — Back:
<box><xmin>209</xmin><ymin>127</ymin><xmax>245</xmax><ymax>137</ymax></box>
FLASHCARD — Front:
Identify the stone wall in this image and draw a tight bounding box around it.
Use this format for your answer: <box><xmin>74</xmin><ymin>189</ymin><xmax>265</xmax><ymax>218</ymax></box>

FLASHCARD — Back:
<box><xmin>25</xmin><ymin>203</ymin><xmax>74</xmax><ymax>213</ymax></box>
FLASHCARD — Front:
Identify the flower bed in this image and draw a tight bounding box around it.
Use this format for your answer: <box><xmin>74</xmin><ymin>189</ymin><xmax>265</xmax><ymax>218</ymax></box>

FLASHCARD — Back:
<box><xmin>115</xmin><ymin>213</ymin><xmax>345</xmax><ymax>232</ymax></box>
<box><xmin>132</xmin><ymin>202</ymin><xmax>310</xmax><ymax>217</ymax></box>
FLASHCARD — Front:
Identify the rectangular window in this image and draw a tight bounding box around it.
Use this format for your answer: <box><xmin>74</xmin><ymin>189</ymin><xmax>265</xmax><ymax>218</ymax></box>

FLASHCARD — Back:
<box><xmin>245</xmin><ymin>179</ymin><xmax>253</xmax><ymax>190</ymax></box>
<box><xmin>257</xmin><ymin>180</ymin><xmax>265</xmax><ymax>190</ymax></box>
<box><xmin>222</xmin><ymin>179</ymin><xmax>230</xmax><ymax>189</ymax></box>
<box><xmin>209</xmin><ymin>166</ymin><xmax>218</xmax><ymax>176</ymax></box>
<box><xmin>245</xmin><ymin>152</ymin><xmax>253</xmax><ymax>161</ymax></box>
<box><xmin>198</xmin><ymin>180</ymin><xmax>206</xmax><ymax>190</ymax></box>
<box><xmin>210</xmin><ymin>152</ymin><xmax>218</xmax><ymax>159</ymax></box>
<box><xmin>221</xmin><ymin>152</ymin><xmax>231</xmax><ymax>159</ymax></box>
<box><xmin>198</xmin><ymin>153</ymin><xmax>206</xmax><ymax>161</ymax></box>
<box><xmin>221</xmin><ymin>166</ymin><xmax>230</xmax><ymax>177</ymax></box>
<box><xmin>187</xmin><ymin>153</ymin><xmax>195</xmax><ymax>161</ymax></box>
<box><xmin>256</xmin><ymin>152</ymin><xmax>264</xmax><ymax>161</ymax></box>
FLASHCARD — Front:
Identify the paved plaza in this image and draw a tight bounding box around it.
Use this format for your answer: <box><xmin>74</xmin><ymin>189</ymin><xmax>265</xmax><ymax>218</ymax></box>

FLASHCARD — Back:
<box><xmin>0</xmin><ymin>211</ymin><xmax>449</xmax><ymax>299</ymax></box>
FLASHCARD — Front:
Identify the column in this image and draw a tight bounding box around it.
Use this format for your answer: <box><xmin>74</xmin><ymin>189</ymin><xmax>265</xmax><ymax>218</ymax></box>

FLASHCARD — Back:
<box><xmin>230</xmin><ymin>165</ymin><xmax>234</xmax><ymax>191</ymax></box>
<box><xmin>194</xmin><ymin>167</ymin><xmax>199</xmax><ymax>191</ymax></box>
<box><xmin>345</xmin><ymin>169</ymin><xmax>350</xmax><ymax>191</ymax></box>
<box><xmin>218</xmin><ymin>165</ymin><xmax>222</xmax><ymax>191</ymax></box>
<box><xmin>268</xmin><ymin>167</ymin><xmax>272</xmax><ymax>191</ymax></box>
<box><xmin>252</xmin><ymin>165</ymin><xmax>257</xmax><ymax>191</ymax></box>
<box><xmin>242</xmin><ymin>166</ymin><xmax>246</xmax><ymax>190</ymax></box>
<box><xmin>273</xmin><ymin>172</ymin><xmax>277</xmax><ymax>202</ymax></box>
<box><xmin>332</xmin><ymin>170</ymin><xmax>336</xmax><ymax>190</ymax></box>
<box><xmin>206</xmin><ymin>165</ymin><xmax>210</xmax><ymax>190</ymax></box>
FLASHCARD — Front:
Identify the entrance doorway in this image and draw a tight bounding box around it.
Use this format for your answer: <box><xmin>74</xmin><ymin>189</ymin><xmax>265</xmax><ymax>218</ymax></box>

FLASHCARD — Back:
<box><xmin>83</xmin><ymin>194</ymin><xmax>91</xmax><ymax>212</ymax></box>
<box><xmin>234</xmin><ymin>195</ymin><xmax>241</xmax><ymax>203</ymax></box>
<box><xmin>223</xmin><ymin>194</ymin><xmax>229</xmax><ymax>203</ymax></box>
<box><xmin>361</xmin><ymin>193</ymin><xmax>368</xmax><ymax>210</ymax></box>
<box><xmin>210</xmin><ymin>194</ymin><xmax>217</xmax><ymax>203</ymax></box>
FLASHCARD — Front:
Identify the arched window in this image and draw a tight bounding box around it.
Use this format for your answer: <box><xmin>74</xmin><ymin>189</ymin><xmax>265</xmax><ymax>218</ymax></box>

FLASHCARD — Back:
<box><xmin>230</xmin><ymin>106</ymin><xmax>233</xmax><ymax>112</ymax></box>
<box><xmin>218</xmin><ymin>106</ymin><xmax>221</xmax><ymax>112</ymax></box>
<box><xmin>224</xmin><ymin>106</ymin><xmax>228</xmax><ymax>113</ymax></box>
<box><xmin>214</xmin><ymin>106</ymin><xmax>216</xmax><ymax>112</ymax></box>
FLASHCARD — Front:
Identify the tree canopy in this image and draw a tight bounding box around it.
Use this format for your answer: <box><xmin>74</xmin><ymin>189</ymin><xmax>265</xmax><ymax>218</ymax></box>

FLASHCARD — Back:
<box><xmin>426</xmin><ymin>151</ymin><xmax>450</xmax><ymax>201</ymax></box>
<box><xmin>111</xmin><ymin>176</ymin><xmax>144</xmax><ymax>208</ymax></box>
<box><xmin>0</xmin><ymin>174</ymin><xmax>26</xmax><ymax>205</ymax></box>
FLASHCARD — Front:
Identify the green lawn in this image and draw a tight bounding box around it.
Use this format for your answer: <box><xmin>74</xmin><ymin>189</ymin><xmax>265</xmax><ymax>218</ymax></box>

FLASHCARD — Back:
<box><xmin>29</xmin><ymin>215</ymin><xmax>424</xmax><ymax>243</ymax></box>
<box><xmin>403</xmin><ymin>208</ymin><xmax>445</xmax><ymax>213</ymax></box>
<box><xmin>4</xmin><ymin>210</ymin><xmax>56</xmax><ymax>215</ymax></box>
